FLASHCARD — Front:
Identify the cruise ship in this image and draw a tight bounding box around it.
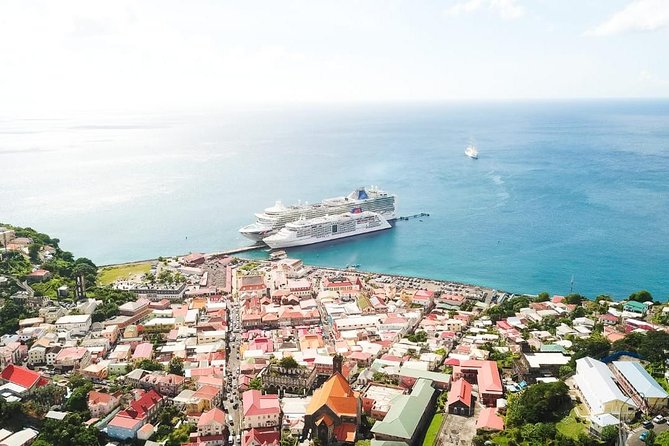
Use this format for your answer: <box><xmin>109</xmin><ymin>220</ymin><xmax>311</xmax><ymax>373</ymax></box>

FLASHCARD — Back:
<box><xmin>263</xmin><ymin>211</ymin><xmax>391</xmax><ymax>249</ymax></box>
<box><xmin>239</xmin><ymin>186</ymin><xmax>396</xmax><ymax>242</ymax></box>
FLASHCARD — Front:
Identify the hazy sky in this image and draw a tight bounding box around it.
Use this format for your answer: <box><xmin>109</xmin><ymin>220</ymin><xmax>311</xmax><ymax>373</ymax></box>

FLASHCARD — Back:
<box><xmin>1</xmin><ymin>0</ymin><xmax>668</xmax><ymax>112</ymax></box>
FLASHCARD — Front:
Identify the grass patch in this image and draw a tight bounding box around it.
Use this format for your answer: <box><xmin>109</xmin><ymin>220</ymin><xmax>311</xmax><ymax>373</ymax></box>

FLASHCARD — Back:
<box><xmin>357</xmin><ymin>294</ymin><xmax>372</xmax><ymax>311</ymax></box>
<box><xmin>556</xmin><ymin>408</ymin><xmax>586</xmax><ymax>439</ymax></box>
<box><xmin>98</xmin><ymin>262</ymin><xmax>152</xmax><ymax>285</ymax></box>
<box><xmin>422</xmin><ymin>413</ymin><xmax>443</xmax><ymax>446</ymax></box>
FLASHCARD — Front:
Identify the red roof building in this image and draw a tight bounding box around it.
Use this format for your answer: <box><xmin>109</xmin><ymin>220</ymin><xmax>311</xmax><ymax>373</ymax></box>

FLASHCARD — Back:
<box><xmin>447</xmin><ymin>378</ymin><xmax>474</xmax><ymax>416</ymax></box>
<box><xmin>0</xmin><ymin>364</ymin><xmax>48</xmax><ymax>392</ymax></box>
<box><xmin>242</xmin><ymin>390</ymin><xmax>281</xmax><ymax>430</ymax></box>
<box><xmin>476</xmin><ymin>407</ymin><xmax>505</xmax><ymax>431</ymax></box>
<box><xmin>452</xmin><ymin>360</ymin><xmax>503</xmax><ymax>407</ymax></box>
<box><xmin>242</xmin><ymin>428</ymin><xmax>280</xmax><ymax>446</ymax></box>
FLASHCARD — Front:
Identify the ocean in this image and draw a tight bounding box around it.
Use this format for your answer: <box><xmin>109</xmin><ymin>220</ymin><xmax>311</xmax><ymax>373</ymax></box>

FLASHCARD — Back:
<box><xmin>2</xmin><ymin>100</ymin><xmax>668</xmax><ymax>300</ymax></box>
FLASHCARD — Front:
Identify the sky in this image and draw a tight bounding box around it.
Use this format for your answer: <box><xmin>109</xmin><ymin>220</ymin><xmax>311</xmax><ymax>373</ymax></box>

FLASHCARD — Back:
<box><xmin>0</xmin><ymin>0</ymin><xmax>668</xmax><ymax>112</ymax></box>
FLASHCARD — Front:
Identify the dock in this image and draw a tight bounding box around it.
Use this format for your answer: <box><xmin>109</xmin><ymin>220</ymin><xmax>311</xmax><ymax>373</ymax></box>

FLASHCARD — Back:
<box><xmin>396</xmin><ymin>212</ymin><xmax>430</xmax><ymax>221</ymax></box>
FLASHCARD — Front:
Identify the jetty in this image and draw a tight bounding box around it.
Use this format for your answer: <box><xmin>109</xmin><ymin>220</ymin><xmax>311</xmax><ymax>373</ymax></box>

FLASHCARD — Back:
<box><xmin>396</xmin><ymin>212</ymin><xmax>430</xmax><ymax>221</ymax></box>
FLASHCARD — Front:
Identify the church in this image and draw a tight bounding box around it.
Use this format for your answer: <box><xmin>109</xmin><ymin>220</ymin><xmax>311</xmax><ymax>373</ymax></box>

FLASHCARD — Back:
<box><xmin>303</xmin><ymin>355</ymin><xmax>361</xmax><ymax>445</ymax></box>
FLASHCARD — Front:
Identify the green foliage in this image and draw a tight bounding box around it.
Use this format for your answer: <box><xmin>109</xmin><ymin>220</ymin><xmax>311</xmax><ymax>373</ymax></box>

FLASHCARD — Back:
<box><xmin>599</xmin><ymin>425</ymin><xmax>618</xmax><ymax>446</ymax></box>
<box><xmin>558</xmin><ymin>364</ymin><xmax>574</xmax><ymax>379</ymax></box>
<box><xmin>629</xmin><ymin>290</ymin><xmax>653</xmax><ymax>303</ymax></box>
<box><xmin>165</xmin><ymin>422</ymin><xmax>196</xmax><ymax>446</ymax></box>
<box><xmin>90</xmin><ymin>287</ymin><xmax>136</xmax><ymax>322</ymax></box>
<box><xmin>0</xmin><ymin>250</ymin><xmax>32</xmax><ymax>276</ymax></box>
<box><xmin>407</xmin><ymin>330</ymin><xmax>428</xmax><ymax>343</ymax></box>
<box><xmin>565</xmin><ymin>294</ymin><xmax>587</xmax><ymax>305</ymax></box>
<box><xmin>372</xmin><ymin>371</ymin><xmax>399</xmax><ymax>385</ymax></box>
<box><xmin>168</xmin><ymin>357</ymin><xmax>184</xmax><ymax>376</ymax></box>
<box><xmin>249</xmin><ymin>377</ymin><xmax>263</xmax><ymax>390</ymax></box>
<box><xmin>28</xmin><ymin>243</ymin><xmax>41</xmax><ymax>262</ymax></box>
<box><xmin>612</xmin><ymin>330</ymin><xmax>669</xmax><ymax>365</ymax></box>
<box><xmin>486</xmin><ymin>296</ymin><xmax>530</xmax><ymax>323</ymax></box>
<box><xmin>0</xmin><ymin>398</ymin><xmax>22</xmax><ymax>424</ymax></box>
<box><xmin>506</xmin><ymin>381</ymin><xmax>570</xmax><ymax>426</ymax></box>
<box><xmin>136</xmin><ymin>359</ymin><xmax>164</xmax><ymax>371</ymax></box>
<box><xmin>64</xmin><ymin>376</ymin><xmax>93</xmax><ymax>414</ymax></box>
<box><xmin>535</xmin><ymin>292</ymin><xmax>550</xmax><ymax>302</ymax></box>
<box><xmin>279</xmin><ymin>356</ymin><xmax>299</xmax><ymax>369</ymax></box>
<box><xmin>0</xmin><ymin>298</ymin><xmax>34</xmax><ymax>335</ymax></box>
<box><xmin>570</xmin><ymin>334</ymin><xmax>611</xmax><ymax>364</ymax></box>
<box><xmin>27</xmin><ymin>384</ymin><xmax>66</xmax><ymax>417</ymax></box>
<box><xmin>655</xmin><ymin>430</ymin><xmax>669</xmax><ymax>446</ymax></box>
<box><xmin>34</xmin><ymin>413</ymin><xmax>100</xmax><ymax>446</ymax></box>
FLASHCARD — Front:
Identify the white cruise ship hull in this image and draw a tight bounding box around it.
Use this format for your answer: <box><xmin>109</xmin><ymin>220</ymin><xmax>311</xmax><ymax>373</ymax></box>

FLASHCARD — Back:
<box><xmin>239</xmin><ymin>186</ymin><xmax>396</xmax><ymax>241</ymax></box>
<box><xmin>263</xmin><ymin>211</ymin><xmax>392</xmax><ymax>249</ymax></box>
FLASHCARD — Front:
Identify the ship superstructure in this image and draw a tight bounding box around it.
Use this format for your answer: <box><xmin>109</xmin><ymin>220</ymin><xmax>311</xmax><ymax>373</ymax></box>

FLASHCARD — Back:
<box><xmin>239</xmin><ymin>186</ymin><xmax>396</xmax><ymax>242</ymax></box>
<box><xmin>263</xmin><ymin>211</ymin><xmax>391</xmax><ymax>249</ymax></box>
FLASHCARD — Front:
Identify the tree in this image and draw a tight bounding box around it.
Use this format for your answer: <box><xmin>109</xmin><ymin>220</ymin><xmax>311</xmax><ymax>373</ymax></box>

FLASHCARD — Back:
<box><xmin>249</xmin><ymin>377</ymin><xmax>263</xmax><ymax>390</ymax></box>
<box><xmin>136</xmin><ymin>359</ymin><xmax>164</xmax><ymax>371</ymax></box>
<box><xmin>279</xmin><ymin>356</ymin><xmax>299</xmax><ymax>369</ymax></box>
<box><xmin>570</xmin><ymin>334</ymin><xmax>611</xmax><ymax>364</ymax></box>
<box><xmin>506</xmin><ymin>381</ymin><xmax>570</xmax><ymax>426</ymax></box>
<box><xmin>168</xmin><ymin>357</ymin><xmax>184</xmax><ymax>376</ymax></box>
<box><xmin>655</xmin><ymin>430</ymin><xmax>669</xmax><ymax>446</ymax></box>
<box><xmin>35</xmin><ymin>413</ymin><xmax>100</xmax><ymax>446</ymax></box>
<box><xmin>600</xmin><ymin>425</ymin><xmax>618</xmax><ymax>446</ymax></box>
<box><xmin>535</xmin><ymin>292</ymin><xmax>550</xmax><ymax>302</ymax></box>
<box><xmin>565</xmin><ymin>294</ymin><xmax>586</xmax><ymax>305</ymax></box>
<box><xmin>28</xmin><ymin>243</ymin><xmax>41</xmax><ymax>263</ymax></box>
<box><xmin>628</xmin><ymin>290</ymin><xmax>653</xmax><ymax>303</ymax></box>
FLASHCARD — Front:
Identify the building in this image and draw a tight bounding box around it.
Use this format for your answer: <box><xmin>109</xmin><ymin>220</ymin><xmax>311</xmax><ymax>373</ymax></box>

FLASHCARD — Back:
<box><xmin>612</xmin><ymin>361</ymin><xmax>669</xmax><ymax>412</ymax></box>
<box><xmin>451</xmin><ymin>360</ymin><xmax>503</xmax><ymax>407</ymax></box>
<box><xmin>362</xmin><ymin>384</ymin><xmax>407</xmax><ymax>420</ymax></box>
<box><xmin>623</xmin><ymin>301</ymin><xmax>647</xmax><ymax>315</ymax></box>
<box><xmin>197</xmin><ymin>407</ymin><xmax>227</xmax><ymax>437</ymax></box>
<box><xmin>447</xmin><ymin>378</ymin><xmax>474</xmax><ymax>416</ymax></box>
<box><xmin>398</xmin><ymin>367</ymin><xmax>451</xmax><ymax>390</ymax></box>
<box><xmin>522</xmin><ymin>353</ymin><xmax>570</xmax><ymax>379</ymax></box>
<box><xmin>107</xmin><ymin>389</ymin><xmax>163</xmax><ymax>440</ymax></box>
<box><xmin>242</xmin><ymin>428</ymin><xmax>280</xmax><ymax>446</ymax></box>
<box><xmin>371</xmin><ymin>379</ymin><xmax>437</xmax><ymax>446</ymax></box>
<box><xmin>260</xmin><ymin>363</ymin><xmax>318</xmax><ymax>396</ymax></box>
<box><xmin>574</xmin><ymin>357</ymin><xmax>636</xmax><ymax>420</ymax></box>
<box><xmin>476</xmin><ymin>408</ymin><xmax>505</xmax><ymax>432</ymax></box>
<box><xmin>55</xmin><ymin>314</ymin><xmax>92</xmax><ymax>332</ymax></box>
<box><xmin>303</xmin><ymin>357</ymin><xmax>360</xmax><ymax>445</ymax></box>
<box><xmin>88</xmin><ymin>390</ymin><xmax>121</xmax><ymax>418</ymax></box>
<box><xmin>54</xmin><ymin>347</ymin><xmax>91</xmax><ymax>370</ymax></box>
<box><xmin>242</xmin><ymin>390</ymin><xmax>282</xmax><ymax>430</ymax></box>
<box><xmin>25</xmin><ymin>269</ymin><xmax>52</xmax><ymax>283</ymax></box>
<box><xmin>0</xmin><ymin>364</ymin><xmax>48</xmax><ymax>397</ymax></box>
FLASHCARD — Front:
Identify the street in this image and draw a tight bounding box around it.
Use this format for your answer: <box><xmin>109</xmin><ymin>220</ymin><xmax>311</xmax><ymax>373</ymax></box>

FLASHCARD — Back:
<box><xmin>626</xmin><ymin>421</ymin><xmax>669</xmax><ymax>446</ymax></box>
<box><xmin>223</xmin><ymin>293</ymin><xmax>242</xmax><ymax>445</ymax></box>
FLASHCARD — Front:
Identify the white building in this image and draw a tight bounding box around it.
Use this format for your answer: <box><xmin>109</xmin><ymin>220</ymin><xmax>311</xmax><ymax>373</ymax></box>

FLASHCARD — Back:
<box><xmin>574</xmin><ymin>357</ymin><xmax>636</xmax><ymax>420</ymax></box>
<box><xmin>55</xmin><ymin>314</ymin><xmax>92</xmax><ymax>332</ymax></box>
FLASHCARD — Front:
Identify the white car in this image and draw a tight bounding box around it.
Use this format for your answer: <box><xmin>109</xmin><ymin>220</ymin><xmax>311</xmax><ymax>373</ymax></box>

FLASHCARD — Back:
<box><xmin>653</xmin><ymin>414</ymin><xmax>665</xmax><ymax>424</ymax></box>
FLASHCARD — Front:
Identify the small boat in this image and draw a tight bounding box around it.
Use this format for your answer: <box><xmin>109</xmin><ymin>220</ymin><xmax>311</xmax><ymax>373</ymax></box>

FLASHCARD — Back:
<box><xmin>465</xmin><ymin>144</ymin><xmax>479</xmax><ymax>159</ymax></box>
<box><xmin>269</xmin><ymin>250</ymin><xmax>287</xmax><ymax>261</ymax></box>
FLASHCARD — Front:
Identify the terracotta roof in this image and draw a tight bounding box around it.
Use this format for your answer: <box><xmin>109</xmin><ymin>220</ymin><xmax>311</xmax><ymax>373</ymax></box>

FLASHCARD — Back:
<box><xmin>242</xmin><ymin>390</ymin><xmax>280</xmax><ymax>417</ymax></box>
<box><xmin>109</xmin><ymin>415</ymin><xmax>143</xmax><ymax>429</ymax></box>
<box><xmin>476</xmin><ymin>407</ymin><xmax>504</xmax><ymax>431</ymax></box>
<box><xmin>333</xmin><ymin>423</ymin><xmax>357</xmax><ymax>442</ymax></box>
<box><xmin>198</xmin><ymin>407</ymin><xmax>226</xmax><ymax>427</ymax></box>
<box><xmin>88</xmin><ymin>391</ymin><xmax>117</xmax><ymax>405</ymax></box>
<box><xmin>306</xmin><ymin>372</ymin><xmax>358</xmax><ymax>417</ymax></box>
<box><xmin>447</xmin><ymin>378</ymin><xmax>472</xmax><ymax>407</ymax></box>
<box><xmin>242</xmin><ymin>428</ymin><xmax>280</xmax><ymax>446</ymax></box>
<box><xmin>0</xmin><ymin>364</ymin><xmax>45</xmax><ymax>389</ymax></box>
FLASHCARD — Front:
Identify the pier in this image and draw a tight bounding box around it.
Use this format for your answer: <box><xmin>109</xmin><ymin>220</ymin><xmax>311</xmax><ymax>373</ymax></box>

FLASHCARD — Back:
<box><xmin>396</xmin><ymin>212</ymin><xmax>430</xmax><ymax>221</ymax></box>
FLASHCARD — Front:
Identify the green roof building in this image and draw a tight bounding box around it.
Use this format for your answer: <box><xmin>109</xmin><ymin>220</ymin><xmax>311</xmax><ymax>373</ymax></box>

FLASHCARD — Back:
<box><xmin>371</xmin><ymin>379</ymin><xmax>438</xmax><ymax>446</ymax></box>
<box><xmin>623</xmin><ymin>301</ymin><xmax>648</xmax><ymax>315</ymax></box>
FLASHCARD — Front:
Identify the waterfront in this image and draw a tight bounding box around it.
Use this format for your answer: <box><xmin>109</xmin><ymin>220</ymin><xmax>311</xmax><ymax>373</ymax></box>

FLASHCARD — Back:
<box><xmin>2</xmin><ymin>100</ymin><xmax>669</xmax><ymax>299</ymax></box>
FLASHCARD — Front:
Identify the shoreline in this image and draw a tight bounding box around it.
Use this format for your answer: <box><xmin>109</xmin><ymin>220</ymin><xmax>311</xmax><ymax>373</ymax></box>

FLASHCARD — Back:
<box><xmin>98</xmin><ymin>246</ymin><xmax>517</xmax><ymax>297</ymax></box>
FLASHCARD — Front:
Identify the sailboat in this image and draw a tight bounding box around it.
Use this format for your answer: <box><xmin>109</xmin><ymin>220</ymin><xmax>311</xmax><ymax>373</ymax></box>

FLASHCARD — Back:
<box><xmin>465</xmin><ymin>144</ymin><xmax>479</xmax><ymax>159</ymax></box>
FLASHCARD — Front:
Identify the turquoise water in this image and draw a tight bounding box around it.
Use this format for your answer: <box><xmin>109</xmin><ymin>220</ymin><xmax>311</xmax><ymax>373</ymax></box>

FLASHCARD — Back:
<box><xmin>2</xmin><ymin>100</ymin><xmax>668</xmax><ymax>299</ymax></box>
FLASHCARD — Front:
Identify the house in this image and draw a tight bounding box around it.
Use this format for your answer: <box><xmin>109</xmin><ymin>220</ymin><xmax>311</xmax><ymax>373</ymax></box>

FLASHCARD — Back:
<box><xmin>25</xmin><ymin>269</ymin><xmax>52</xmax><ymax>283</ymax></box>
<box><xmin>371</xmin><ymin>379</ymin><xmax>437</xmax><ymax>446</ymax></box>
<box><xmin>242</xmin><ymin>428</ymin><xmax>280</xmax><ymax>446</ymax></box>
<box><xmin>574</xmin><ymin>357</ymin><xmax>636</xmax><ymax>420</ymax></box>
<box><xmin>0</xmin><ymin>364</ymin><xmax>48</xmax><ymax>397</ymax></box>
<box><xmin>107</xmin><ymin>389</ymin><xmax>163</xmax><ymax>440</ymax></box>
<box><xmin>476</xmin><ymin>408</ymin><xmax>504</xmax><ymax>432</ymax></box>
<box><xmin>447</xmin><ymin>378</ymin><xmax>474</xmax><ymax>416</ymax></box>
<box><xmin>303</xmin><ymin>357</ymin><xmax>360</xmax><ymax>445</ymax></box>
<box><xmin>55</xmin><ymin>314</ymin><xmax>92</xmax><ymax>332</ymax></box>
<box><xmin>623</xmin><ymin>301</ymin><xmax>647</xmax><ymax>315</ymax></box>
<box><xmin>589</xmin><ymin>413</ymin><xmax>620</xmax><ymax>438</ymax></box>
<box><xmin>88</xmin><ymin>390</ymin><xmax>121</xmax><ymax>418</ymax></box>
<box><xmin>612</xmin><ymin>361</ymin><xmax>668</xmax><ymax>412</ymax></box>
<box><xmin>0</xmin><ymin>428</ymin><xmax>38</xmax><ymax>446</ymax></box>
<box><xmin>362</xmin><ymin>383</ymin><xmax>407</xmax><ymax>420</ymax></box>
<box><xmin>522</xmin><ymin>353</ymin><xmax>570</xmax><ymax>379</ymax></box>
<box><xmin>197</xmin><ymin>407</ymin><xmax>227</xmax><ymax>437</ymax></box>
<box><xmin>54</xmin><ymin>347</ymin><xmax>91</xmax><ymax>370</ymax></box>
<box><xmin>451</xmin><ymin>360</ymin><xmax>503</xmax><ymax>407</ymax></box>
<box><xmin>242</xmin><ymin>390</ymin><xmax>282</xmax><ymax>430</ymax></box>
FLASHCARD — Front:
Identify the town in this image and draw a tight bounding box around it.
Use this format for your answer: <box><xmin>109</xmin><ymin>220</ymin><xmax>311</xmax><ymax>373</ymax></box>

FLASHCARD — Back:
<box><xmin>1</xmin><ymin>224</ymin><xmax>669</xmax><ymax>446</ymax></box>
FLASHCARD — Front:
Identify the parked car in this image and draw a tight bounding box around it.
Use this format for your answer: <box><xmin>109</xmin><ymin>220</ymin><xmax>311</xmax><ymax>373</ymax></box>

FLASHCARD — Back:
<box><xmin>640</xmin><ymin>431</ymin><xmax>649</xmax><ymax>442</ymax></box>
<box><xmin>642</xmin><ymin>420</ymin><xmax>654</xmax><ymax>429</ymax></box>
<box><xmin>653</xmin><ymin>414</ymin><xmax>665</xmax><ymax>424</ymax></box>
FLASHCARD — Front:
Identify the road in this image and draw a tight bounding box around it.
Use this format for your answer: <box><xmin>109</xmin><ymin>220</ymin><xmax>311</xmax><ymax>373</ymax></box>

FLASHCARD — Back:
<box><xmin>223</xmin><ymin>294</ymin><xmax>242</xmax><ymax>445</ymax></box>
<box><xmin>626</xmin><ymin>421</ymin><xmax>669</xmax><ymax>446</ymax></box>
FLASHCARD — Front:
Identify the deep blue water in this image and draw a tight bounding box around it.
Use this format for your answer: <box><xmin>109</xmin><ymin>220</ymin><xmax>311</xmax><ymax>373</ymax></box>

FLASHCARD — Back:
<box><xmin>2</xmin><ymin>100</ymin><xmax>668</xmax><ymax>299</ymax></box>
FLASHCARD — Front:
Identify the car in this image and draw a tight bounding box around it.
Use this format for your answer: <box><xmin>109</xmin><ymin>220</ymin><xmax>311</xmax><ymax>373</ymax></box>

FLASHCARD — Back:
<box><xmin>640</xmin><ymin>431</ymin><xmax>649</xmax><ymax>442</ymax></box>
<box><xmin>653</xmin><ymin>415</ymin><xmax>665</xmax><ymax>424</ymax></box>
<box><xmin>642</xmin><ymin>420</ymin><xmax>654</xmax><ymax>429</ymax></box>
